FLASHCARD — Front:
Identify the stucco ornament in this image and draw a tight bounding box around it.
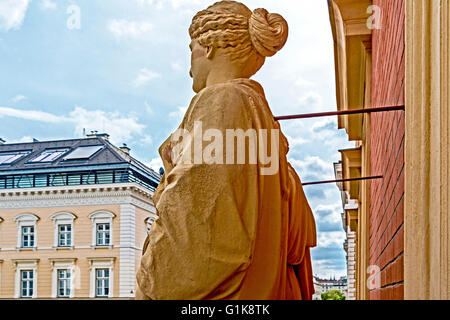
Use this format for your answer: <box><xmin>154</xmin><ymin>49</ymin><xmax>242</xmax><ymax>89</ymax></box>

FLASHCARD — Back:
<box><xmin>136</xmin><ymin>0</ymin><xmax>317</xmax><ymax>300</ymax></box>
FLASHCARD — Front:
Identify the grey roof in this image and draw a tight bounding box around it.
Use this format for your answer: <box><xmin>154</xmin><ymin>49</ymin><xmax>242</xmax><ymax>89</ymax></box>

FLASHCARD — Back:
<box><xmin>0</xmin><ymin>137</ymin><xmax>161</xmax><ymax>182</ymax></box>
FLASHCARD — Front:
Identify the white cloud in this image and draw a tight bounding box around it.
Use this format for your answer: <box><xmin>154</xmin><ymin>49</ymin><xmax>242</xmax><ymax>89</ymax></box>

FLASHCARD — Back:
<box><xmin>284</xmin><ymin>134</ymin><xmax>308</xmax><ymax>147</ymax></box>
<box><xmin>169</xmin><ymin>106</ymin><xmax>187</xmax><ymax>121</ymax></box>
<box><xmin>133</xmin><ymin>68</ymin><xmax>160</xmax><ymax>87</ymax></box>
<box><xmin>144</xmin><ymin>101</ymin><xmax>154</xmax><ymax>115</ymax></box>
<box><xmin>316</xmin><ymin>231</ymin><xmax>346</xmax><ymax>249</ymax></box>
<box><xmin>0</xmin><ymin>0</ymin><xmax>30</xmax><ymax>31</ymax></box>
<box><xmin>40</xmin><ymin>0</ymin><xmax>56</xmax><ymax>10</ymax></box>
<box><xmin>108</xmin><ymin>19</ymin><xmax>153</xmax><ymax>39</ymax></box>
<box><xmin>10</xmin><ymin>94</ymin><xmax>27</xmax><ymax>103</ymax></box>
<box><xmin>294</xmin><ymin>77</ymin><xmax>315</xmax><ymax>88</ymax></box>
<box><xmin>7</xmin><ymin>136</ymin><xmax>34</xmax><ymax>144</ymax></box>
<box><xmin>146</xmin><ymin>157</ymin><xmax>163</xmax><ymax>172</ymax></box>
<box><xmin>140</xmin><ymin>134</ymin><xmax>153</xmax><ymax>145</ymax></box>
<box><xmin>0</xmin><ymin>106</ymin><xmax>146</xmax><ymax>145</ymax></box>
<box><xmin>289</xmin><ymin>156</ymin><xmax>333</xmax><ymax>180</ymax></box>
<box><xmin>171</xmin><ymin>62</ymin><xmax>184</xmax><ymax>72</ymax></box>
<box><xmin>298</xmin><ymin>91</ymin><xmax>323</xmax><ymax>109</ymax></box>
<box><xmin>137</xmin><ymin>0</ymin><xmax>208</xmax><ymax>10</ymax></box>
<box><xmin>69</xmin><ymin>107</ymin><xmax>145</xmax><ymax>144</ymax></box>
<box><xmin>0</xmin><ymin>106</ymin><xmax>70</xmax><ymax>123</ymax></box>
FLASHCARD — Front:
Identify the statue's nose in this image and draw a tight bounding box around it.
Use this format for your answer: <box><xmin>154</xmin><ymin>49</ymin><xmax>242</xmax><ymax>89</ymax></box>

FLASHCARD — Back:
<box><xmin>189</xmin><ymin>69</ymin><xmax>193</xmax><ymax>78</ymax></box>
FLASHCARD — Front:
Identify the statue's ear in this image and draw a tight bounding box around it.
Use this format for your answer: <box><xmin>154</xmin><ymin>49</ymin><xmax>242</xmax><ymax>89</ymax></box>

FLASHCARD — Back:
<box><xmin>206</xmin><ymin>45</ymin><xmax>215</xmax><ymax>59</ymax></box>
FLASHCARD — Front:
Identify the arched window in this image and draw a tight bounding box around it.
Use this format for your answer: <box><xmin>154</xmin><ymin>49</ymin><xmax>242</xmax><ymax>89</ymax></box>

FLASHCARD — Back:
<box><xmin>13</xmin><ymin>213</ymin><xmax>39</xmax><ymax>249</ymax></box>
<box><xmin>50</xmin><ymin>212</ymin><xmax>77</xmax><ymax>249</ymax></box>
<box><xmin>144</xmin><ymin>217</ymin><xmax>156</xmax><ymax>235</ymax></box>
<box><xmin>88</xmin><ymin>211</ymin><xmax>116</xmax><ymax>248</ymax></box>
<box><xmin>0</xmin><ymin>217</ymin><xmax>3</xmax><ymax>249</ymax></box>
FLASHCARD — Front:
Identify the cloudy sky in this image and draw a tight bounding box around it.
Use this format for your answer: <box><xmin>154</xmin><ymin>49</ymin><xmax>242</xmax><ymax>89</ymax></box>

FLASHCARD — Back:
<box><xmin>0</xmin><ymin>0</ymin><xmax>354</xmax><ymax>279</ymax></box>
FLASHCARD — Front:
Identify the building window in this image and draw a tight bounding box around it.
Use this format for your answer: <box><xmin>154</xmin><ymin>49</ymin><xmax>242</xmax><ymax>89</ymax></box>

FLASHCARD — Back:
<box><xmin>13</xmin><ymin>259</ymin><xmax>38</xmax><ymax>299</ymax></box>
<box><xmin>145</xmin><ymin>217</ymin><xmax>156</xmax><ymax>236</ymax></box>
<box><xmin>58</xmin><ymin>225</ymin><xmax>72</xmax><ymax>247</ymax></box>
<box><xmin>96</xmin><ymin>223</ymin><xmax>110</xmax><ymax>246</ymax></box>
<box><xmin>57</xmin><ymin>269</ymin><xmax>71</xmax><ymax>298</ymax></box>
<box><xmin>88</xmin><ymin>211</ymin><xmax>115</xmax><ymax>248</ymax></box>
<box><xmin>21</xmin><ymin>270</ymin><xmax>34</xmax><ymax>298</ymax></box>
<box><xmin>21</xmin><ymin>226</ymin><xmax>35</xmax><ymax>248</ymax></box>
<box><xmin>95</xmin><ymin>269</ymin><xmax>110</xmax><ymax>297</ymax></box>
<box><xmin>50</xmin><ymin>258</ymin><xmax>76</xmax><ymax>298</ymax></box>
<box><xmin>88</xmin><ymin>258</ymin><xmax>115</xmax><ymax>298</ymax></box>
<box><xmin>0</xmin><ymin>217</ymin><xmax>3</xmax><ymax>249</ymax></box>
<box><xmin>13</xmin><ymin>213</ymin><xmax>39</xmax><ymax>250</ymax></box>
<box><xmin>50</xmin><ymin>212</ymin><xmax>77</xmax><ymax>249</ymax></box>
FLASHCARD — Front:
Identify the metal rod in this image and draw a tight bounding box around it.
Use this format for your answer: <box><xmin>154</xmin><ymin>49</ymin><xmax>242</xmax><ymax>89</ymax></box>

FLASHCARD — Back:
<box><xmin>274</xmin><ymin>106</ymin><xmax>405</xmax><ymax>121</ymax></box>
<box><xmin>302</xmin><ymin>176</ymin><xmax>383</xmax><ymax>186</ymax></box>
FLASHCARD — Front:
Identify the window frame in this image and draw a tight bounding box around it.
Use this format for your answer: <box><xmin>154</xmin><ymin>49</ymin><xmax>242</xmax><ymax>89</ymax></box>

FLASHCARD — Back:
<box><xmin>96</xmin><ymin>223</ymin><xmax>110</xmax><ymax>246</ymax></box>
<box><xmin>27</xmin><ymin>148</ymin><xmax>69</xmax><ymax>164</ymax></box>
<box><xmin>0</xmin><ymin>217</ymin><xmax>3</xmax><ymax>249</ymax></box>
<box><xmin>21</xmin><ymin>225</ymin><xmax>35</xmax><ymax>248</ymax></box>
<box><xmin>88</xmin><ymin>211</ymin><xmax>115</xmax><ymax>249</ymax></box>
<box><xmin>0</xmin><ymin>150</ymin><xmax>31</xmax><ymax>166</ymax></box>
<box><xmin>50</xmin><ymin>212</ymin><xmax>76</xmax><ymax>249</ymax></box>
<box><xmin>145</xmin><ymin>217</ymin><xmax>156</xmax><ymax>236</ymax></box>
<box><xmin>95</xmin><ymin>268</ymin><xmax>110</xmax><ymax>298</ymax></box>
<box><xmin>57</xmin><ymin>269</ymin><xmax>71</xmax><ymax>298</ymax></box>
<box><xmin>13</xmin><ymin>213</ymin><xmax>39</xmax><ymax>250</ymax></box>
<box><xmin>13</xmin><ymin>259</ymin><xmax>38</xmax><ymax>299</ymax></box>
<box><xmin>20</xmin><ymin>270</ymin><xmax>34</xmax><ymax>298</ymax></box>
<box><xmin>88</xmin><ymin>258</ymin><xmax>115</xmax><ymax>298</ymax></box>
<box><xmin>50</xmin><ymin>258</ymin><xmax>76</xmax><ymax>298</ymax></box>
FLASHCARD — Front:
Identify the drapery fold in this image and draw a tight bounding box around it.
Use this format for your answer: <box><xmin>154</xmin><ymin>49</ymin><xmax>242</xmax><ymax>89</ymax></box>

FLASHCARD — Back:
<box><xmin>136</xmin><ymin>78</ymin><xmax>316</xmax><ymax>300</ymax></box>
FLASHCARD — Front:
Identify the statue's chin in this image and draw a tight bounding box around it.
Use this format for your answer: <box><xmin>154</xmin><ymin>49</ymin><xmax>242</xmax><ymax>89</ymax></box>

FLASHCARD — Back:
<box><xmin>192</xmin><ymin>82</ymin><xmax>204</xmax><ymax>93</ymax></box>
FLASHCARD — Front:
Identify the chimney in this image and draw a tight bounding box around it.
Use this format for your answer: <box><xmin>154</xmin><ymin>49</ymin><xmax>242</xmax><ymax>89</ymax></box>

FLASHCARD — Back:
<box><xmin>0</xmin><ymin>138</ymin><xmax>5</xmax><ymax>145</ymax></box>
<box><xmin>86</xmin><ymin>131</ymin><xmax>110</xmax><ymax>140</ymax></box>
<box><xmin>120</xmin><ymin>143</ymin><xmax>130</xmax><ymax>155</ymax></box>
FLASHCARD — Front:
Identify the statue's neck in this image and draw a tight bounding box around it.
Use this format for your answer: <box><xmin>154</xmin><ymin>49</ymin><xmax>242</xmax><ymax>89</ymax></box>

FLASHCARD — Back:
<box><xmin>206</xmin><ymin>65</ymin><xmax>248</xmax><ymax>88</ymax></box>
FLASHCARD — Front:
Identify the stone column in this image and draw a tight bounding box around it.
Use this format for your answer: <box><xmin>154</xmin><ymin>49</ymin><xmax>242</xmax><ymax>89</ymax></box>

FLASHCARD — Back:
<box><xmin>405</xmin><ymin>0</ymin><xmax>450</xmax><ymax>300</ymax></box>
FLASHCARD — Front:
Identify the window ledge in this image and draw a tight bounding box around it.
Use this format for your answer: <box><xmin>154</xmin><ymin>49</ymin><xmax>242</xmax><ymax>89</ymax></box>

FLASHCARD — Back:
<box><xmin>91</xmin><ymin>245</ymin><xmax>113</xmax><ymax>250</ymax></box>
<box><xmin>53</xmin><ymin>246</ymin><xmax>74</xmax><ymax>251</ymax></box>
<box><xmin>16</xmin><ymin>247</ymin><xmax>36</xmax><ymax>252</ymax></box>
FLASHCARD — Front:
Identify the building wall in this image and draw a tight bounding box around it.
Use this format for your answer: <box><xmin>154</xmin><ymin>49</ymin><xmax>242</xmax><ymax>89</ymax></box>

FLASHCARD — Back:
<box><xmin>346</xmin><ymin>227</ymin><xmax>356</xmax><ymax>300</ymax></box>
<box><xmin>0</xmin><ymin>195</ymin><xmax>156</xmax><ymax>299</ymax></box>
<box><xmin>369</xmin><ymin>0</ymin><xmax>405</xmax><ymax>300</ymax></box>
<box><xmin>0</xmin><ymin>205</ymin><xmax>121</xmax><ymax>298</ymax></box>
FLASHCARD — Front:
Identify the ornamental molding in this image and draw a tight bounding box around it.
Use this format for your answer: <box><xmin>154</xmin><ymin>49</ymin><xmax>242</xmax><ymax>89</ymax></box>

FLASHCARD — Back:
<box><xmin>0</xmin><ymin>183</ymin><xmax>156</xmax><ymax>213</ymax></box>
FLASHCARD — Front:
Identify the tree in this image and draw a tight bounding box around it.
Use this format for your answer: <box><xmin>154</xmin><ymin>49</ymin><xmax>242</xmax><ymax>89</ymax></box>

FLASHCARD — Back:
<box><xmin>321</xmin><ymin>290</ymin><xmax>346</xmax><ymax>300</ymax></box>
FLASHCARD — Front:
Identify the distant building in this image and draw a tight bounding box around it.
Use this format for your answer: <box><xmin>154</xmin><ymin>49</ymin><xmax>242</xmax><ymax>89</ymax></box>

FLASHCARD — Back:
<box><xmin>334</xmin><ymin>161</ymin><xmax>357</xmax><ymax>300</ymax></box>
<box><xmin>313</xmin><ymin>276</ymin><xmax>347</xmax><ymax>299</ymax></box>
<box><xmin>0</xmin><ymin>133</ymin><xmax>160</xmax><ymax>298</ymax></box>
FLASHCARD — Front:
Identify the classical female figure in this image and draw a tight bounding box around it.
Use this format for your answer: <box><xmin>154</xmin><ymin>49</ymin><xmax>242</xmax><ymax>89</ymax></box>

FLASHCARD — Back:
<box><xmin>136</xmin><ymin>0</ymin><xmax>316</xmax><ymax>300</ymax></box>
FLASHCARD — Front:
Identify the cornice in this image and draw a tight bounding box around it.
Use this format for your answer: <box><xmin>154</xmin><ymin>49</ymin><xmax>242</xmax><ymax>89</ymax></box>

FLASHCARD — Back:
<box><xmin>0</xmin><ymin>183</ymin><xmax>156</xmax><ymax>213</ymax></box>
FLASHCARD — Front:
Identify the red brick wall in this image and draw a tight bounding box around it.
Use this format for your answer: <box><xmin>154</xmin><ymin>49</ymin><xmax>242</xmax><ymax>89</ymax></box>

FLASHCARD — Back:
<box><xmin>369</xmin><ymin>0</ymin><xmax>405</xmax><ymax>300</ymax></box>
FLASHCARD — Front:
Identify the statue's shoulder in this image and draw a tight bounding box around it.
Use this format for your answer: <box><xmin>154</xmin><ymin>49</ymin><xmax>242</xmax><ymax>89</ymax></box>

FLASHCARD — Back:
<box><xmin>196</xmin><ymin>79</ymin><xmax>264</xmax><ymax>106</ymax></box>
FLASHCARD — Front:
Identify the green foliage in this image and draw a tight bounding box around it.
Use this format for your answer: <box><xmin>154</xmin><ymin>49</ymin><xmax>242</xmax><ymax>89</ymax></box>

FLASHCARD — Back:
<box><xmin>321</xmin><ymin>290</ymin><xmax>346</xmax><ymax>300</ymax></box>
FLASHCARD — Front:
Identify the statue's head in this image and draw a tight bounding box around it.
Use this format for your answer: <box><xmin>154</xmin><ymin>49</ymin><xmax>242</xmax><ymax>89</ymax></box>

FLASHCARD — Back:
<box><xmin>188</xmin><ymin>0</ymin><xmax>288</xmax><ymax>93</ymax></box>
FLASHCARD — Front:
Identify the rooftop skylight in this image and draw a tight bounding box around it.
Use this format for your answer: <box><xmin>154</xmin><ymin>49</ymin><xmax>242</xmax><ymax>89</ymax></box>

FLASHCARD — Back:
<box><xmin>29</xmin><ymin>149</ymin><xmax>69</xmax><ymax>163</ymax></box>
<box><xmin>0</xmin><ymin>151</ymin><xmax>31</xmax><ymax>165</ymax></box>
<box><xmin>62</xmin><ymin>145</ymin><xmax>104</xmax><ymax>161</ymax></box>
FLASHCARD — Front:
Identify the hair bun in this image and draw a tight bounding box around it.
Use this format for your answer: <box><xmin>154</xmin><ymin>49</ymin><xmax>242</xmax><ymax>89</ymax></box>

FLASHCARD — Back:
<box><xmin>248</xmin><ymin>8</ymin><xmax>288</xmax><ymax>57</ymax></box>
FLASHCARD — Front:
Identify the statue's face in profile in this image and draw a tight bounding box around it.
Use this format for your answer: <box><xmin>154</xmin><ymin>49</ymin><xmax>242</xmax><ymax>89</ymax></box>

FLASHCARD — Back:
<box><xmin>189</xmin><ymin>39</ymin><xmax>211</xmax><ymax>93</ymax></box>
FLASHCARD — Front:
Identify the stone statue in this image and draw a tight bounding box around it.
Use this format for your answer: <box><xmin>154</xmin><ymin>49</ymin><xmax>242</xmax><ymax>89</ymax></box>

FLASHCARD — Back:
<box><xmin>136</xmin><ymin>0</ymin><xmax>316</xmax><ymax>300</ymax></box>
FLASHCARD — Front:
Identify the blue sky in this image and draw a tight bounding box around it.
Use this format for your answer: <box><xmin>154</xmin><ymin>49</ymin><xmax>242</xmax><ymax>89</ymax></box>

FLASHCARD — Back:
<box><xmin>0</xmin><ymin>0</ymin><xmax>354</xmax><ymax>279</ymax></box>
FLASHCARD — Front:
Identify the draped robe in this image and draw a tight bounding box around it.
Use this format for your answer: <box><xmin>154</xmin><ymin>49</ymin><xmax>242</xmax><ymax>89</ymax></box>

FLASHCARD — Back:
<box><xmin>136</xmin><ymin>78</ymin><xmax>316</xmax><ymax>300</ymax></box>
